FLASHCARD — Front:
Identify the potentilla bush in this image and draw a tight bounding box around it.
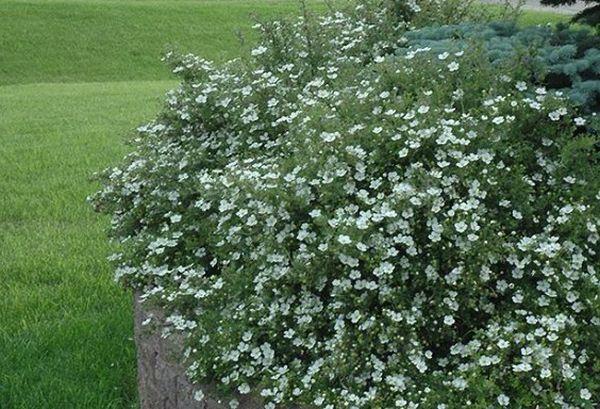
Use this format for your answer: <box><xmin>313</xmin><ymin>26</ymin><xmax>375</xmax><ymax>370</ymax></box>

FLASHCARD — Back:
<box><xmin>91</xmin><ymin>1</ymin><xmax>600</xmax><ymax>408</ymax></box>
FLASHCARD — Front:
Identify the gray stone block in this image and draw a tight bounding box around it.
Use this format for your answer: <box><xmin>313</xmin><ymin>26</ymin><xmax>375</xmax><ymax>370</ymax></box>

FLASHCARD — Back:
<box><xmin>133</xmin><ymin>292</ymin><xmax>267</xmax><ymax>409</ymax></box>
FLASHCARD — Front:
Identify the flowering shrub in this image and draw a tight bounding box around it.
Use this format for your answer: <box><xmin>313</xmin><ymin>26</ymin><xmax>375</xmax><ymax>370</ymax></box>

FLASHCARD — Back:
<box><xmin>91</xmin><ymin>1</ymin><xmax>600</xmax><ymax>408</ymax></box>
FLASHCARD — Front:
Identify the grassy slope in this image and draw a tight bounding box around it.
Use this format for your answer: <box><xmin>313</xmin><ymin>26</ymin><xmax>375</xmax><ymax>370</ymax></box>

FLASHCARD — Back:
<box><xmin>480</xmin><ymin>3</ymin><xmax>569</xmax><ymax>26</ymax></box>
<box><xmin>0</xmin><ymin>0</ymin><xmax>567</xmax><ymax>86</ymax></box>
<box><xmin>518</xmin><ymin>9</ymin><xmax>570</xmax><ymax>25</ymax></box>
<box><xmin>0</xmin><ymin>1</ymin><xmax>569</xmax><ymax>408</ymax></box>
<box><xmin>0</xmin><ymin>0</ymin><xmax>329</xmax><ymax>85</ymax></box>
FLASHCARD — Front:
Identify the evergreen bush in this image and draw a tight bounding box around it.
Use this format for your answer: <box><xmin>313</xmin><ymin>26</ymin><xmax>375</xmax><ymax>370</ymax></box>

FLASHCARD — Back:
<box><xmin>540</xmin><ymin>0</ymin><xmax>600</xmax><ymax>28</ymax></box>
<box><xmin>91</xmin><ymin>1</ymin><xmax>600</xmax><ymax>408</ymax></box>
<box><xmin>398</xmin><ymin>22</ymin><xmax>600</xmax><ymax>112</ymax></box>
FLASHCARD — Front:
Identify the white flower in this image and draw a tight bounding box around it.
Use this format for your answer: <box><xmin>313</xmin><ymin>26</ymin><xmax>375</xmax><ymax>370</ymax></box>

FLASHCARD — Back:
<box><xmin>492</xmin><ymin>116</ymin><xmax>505</xmax><ymax>125</ymax></box>
<box><xmin>497</xmin><ymin>394</ymin><xmax>510</xmax><ymax>406</ymax></box>
<box><xmin>447</xmin><ymin>62</ymin><xmax>459</xmax><ymax>72</ymax></box>
<box><xmin>515</xmin><ymin>81</ymin><xmax>527</xmax><ymax>91</ymax></box>
<box><xmin>417</xmin><ymin>105</ymin><xmax>430</xmax><ymax>114</ymax></box>
<box><xmin>580</xmin><ymin>388</ymin><xmax>591</xmax><ymax>400</ymax></box>
<box><xmin>574</xmin><ymin>117</ymin><xmax>586</xmax><ymax>126</ymax></box>
<box><xmin>238</xmin><ymin>383</ymin><xmax>251</xmax><ymax>394</ymax></box>
<box><xmin>309</xmin><ymin>209</ymin><xmax>322</xmax><ymax>218</ymax></box>
<box><xmin>338</xmin><ymin>235</ymin><xmax>352</xmax><ymax>245</ymax></box>
<box><xmin>451</xmin><ymin>377</ymin><xmax>467</xmax><ymax>390</ymax></box>
<box><xmin>246</xmin><ymin>215</ymin><xmax>257</xmax><ymax>226</ymax></box>
<box><xmin>548</xmin><ymin>110</ymin><xmax>561</xmax><ymax>121</ymax></box>
<box><xmin>497</xmin><ymin>339</ymin><xmax>510</xmax><ymax>349</ymax></box>
<box><xmin>320</xmin><ymin>131</ymin><xmax>339</xmax><ymax>142</ymax></box>
<box><xmin>193</xmin><ymin>389</ymin><xmax>205</xmax><ymax>401</ymax></box>
<box><xmin>443</xmin><ymin>315</ymin><xmax>455</xmax><ymax>325</ymax></box>
<box><xmin>251</xmin><ymin>46</ymin><xmax>268</xmax><ymax>56</ymax></box>
<box><xmin>437</xmin><ymin>52</ymin><xmax>450</xmax><ymax>60</ymax></box>
<box><xmin>454</xmin><ymin>221</ymin><xmax>468</xmax><ymax>233</ymax></box>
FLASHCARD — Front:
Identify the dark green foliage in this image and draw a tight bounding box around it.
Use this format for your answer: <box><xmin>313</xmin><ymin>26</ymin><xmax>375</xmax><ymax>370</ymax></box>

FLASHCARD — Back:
<box><xmin>540</xmin><ymin>0</ymin><xmax>600</xmax><ymax>27</ymax></box>
<box><xmin>397</xmin><ymin>22</ymin><xmax>600</xmax><ymax>112</ymax></box>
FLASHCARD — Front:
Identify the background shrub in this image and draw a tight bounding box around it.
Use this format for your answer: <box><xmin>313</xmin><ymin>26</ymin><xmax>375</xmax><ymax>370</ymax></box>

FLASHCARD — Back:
<box><xmin>91</xmin><ymin>1</ymin><xmax>600</xmax><ymax>408</ymax></box>
<box><xmin>541</xmin><ymin>0</ymin><xmax>600</xmax><ymax>28</ymax></box>
<box><xmin>398</xmin><ymin>22</ymin><xmax>600</xmax><ymax>112</ymax></box>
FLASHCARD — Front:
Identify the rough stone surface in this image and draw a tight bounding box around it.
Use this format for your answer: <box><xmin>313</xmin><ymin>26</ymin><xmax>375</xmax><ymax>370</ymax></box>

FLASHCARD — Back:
<box><xmin>134</xmin><ymin>293</ymin><xmax>267</xmax><ymax>409</ymax></box>
<box><xmin>479</xmin><ymin>0</ymin><xmax>587</xmax><ymax>14</ymax></box>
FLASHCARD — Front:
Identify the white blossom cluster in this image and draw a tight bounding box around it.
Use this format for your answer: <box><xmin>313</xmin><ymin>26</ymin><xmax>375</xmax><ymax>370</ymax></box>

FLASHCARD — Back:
<box><xmin>91</xmin><ymin>1</ymin><xmax>600</xmax><ymax>408</ymax></box>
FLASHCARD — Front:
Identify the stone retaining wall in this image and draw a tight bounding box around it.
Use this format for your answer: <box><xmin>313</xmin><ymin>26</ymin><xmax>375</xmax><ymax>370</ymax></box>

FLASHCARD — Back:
<box><xmin>479</xmin><ymin>0</ymin><xmax>586</xmax><ymax>14</ymax></box>
<box><xmin>133</xmin><ymin>293</ymin><xmax>266</xmax><ymax>409</ymax></box>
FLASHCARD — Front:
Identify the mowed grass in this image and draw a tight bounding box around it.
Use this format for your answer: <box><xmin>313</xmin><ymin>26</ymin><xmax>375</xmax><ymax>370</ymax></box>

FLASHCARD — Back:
<box><xmin>518</xmin><ymin>9</ymin><xmax>569</xmax><ymax>26</ymax></box>
<box><xmin>0</xmin><ymin>80</ymin><xmax>175</xmax><ymax>409</ymax></box>
<box><xmin>482</xmin><ymin>4</ymin><xmax>570</xmax><ymax>26</ymax></box>
<box><xmin>0</xmin><ymin>0</ymin><xmax>331</xmax><ymax>85</ymax></box>
<box><xmin>0</xmin><ymin>1</ymin><xmax>571</xmax><ymax>408</ymax></box>
<box><xmin>0</xmin><ymin>0</ymin><xmax>568</xmax><ymax>86</ymax></box>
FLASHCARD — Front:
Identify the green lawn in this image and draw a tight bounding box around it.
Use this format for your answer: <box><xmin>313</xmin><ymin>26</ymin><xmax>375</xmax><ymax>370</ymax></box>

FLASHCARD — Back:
<box><xmin>0</xmin><ymin>1</ymin><xmax>570</xmax><ymax>408</ymax></box>
<box><xmin>478</xmin><ymin>3</ymin><xmax>569</xmax><ymax>26</ymax></box>
<box><xmin>0</xmin><ymin>0</ymin><xmax>333</xmax><ymax>85</ymax></box>
<box><xmin>0</xmin><ymin>80</ymin><xmax>175</xmax><ymax>409</ymax></box>
<box><xmin>518</xmin><ymin>9</ymin><xmax>569</xmax><ymax>26</ymax></box>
